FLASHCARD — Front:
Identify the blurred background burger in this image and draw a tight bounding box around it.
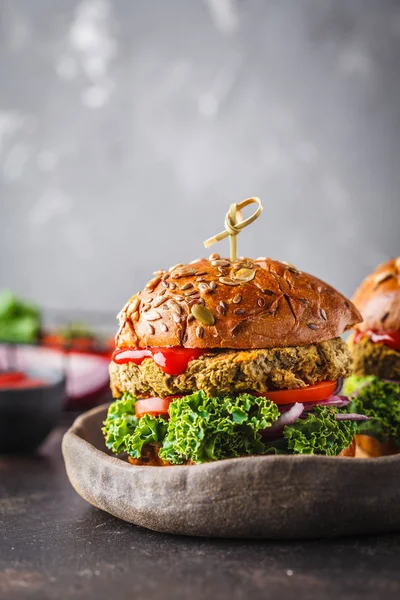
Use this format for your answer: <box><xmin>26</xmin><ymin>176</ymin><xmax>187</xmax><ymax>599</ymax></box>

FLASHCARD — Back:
<box><xmin>345</xmin><ymin>258</ymin><xmax>400</xmax><ymax>457</ymax></box>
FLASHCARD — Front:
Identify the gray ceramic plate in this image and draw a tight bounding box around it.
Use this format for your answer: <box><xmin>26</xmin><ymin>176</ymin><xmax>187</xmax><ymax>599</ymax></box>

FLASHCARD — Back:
<box><xmin>62</xmin><ymin>404</ymin><xmax>400</xmax><ymax>539</ymax></box>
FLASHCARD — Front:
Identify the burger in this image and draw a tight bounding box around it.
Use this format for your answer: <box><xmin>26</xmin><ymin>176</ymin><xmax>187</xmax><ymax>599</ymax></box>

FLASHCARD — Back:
<box><xmin>344</xmin><ymin>257</ymin><xmax>400</xmax><ymax>457</ymax></box>
<box><xmin>102</xmin><ymin>254</ymin><xmax>366</xmax><ymax>465</ymax></box>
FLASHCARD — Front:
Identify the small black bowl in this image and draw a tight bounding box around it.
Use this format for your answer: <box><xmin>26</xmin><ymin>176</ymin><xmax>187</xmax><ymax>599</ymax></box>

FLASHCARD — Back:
<box><xmin>0</xmin><ymin>369</ymin><xmax>66</xmax><ymax>454</ymax></box>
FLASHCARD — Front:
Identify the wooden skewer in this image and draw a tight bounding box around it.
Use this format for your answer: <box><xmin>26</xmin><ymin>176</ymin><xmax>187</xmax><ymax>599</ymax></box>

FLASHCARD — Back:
<box><xmin>204</xmin><ymin>197</ymin><xmax>263</xmax><ymax>261</ymax></box>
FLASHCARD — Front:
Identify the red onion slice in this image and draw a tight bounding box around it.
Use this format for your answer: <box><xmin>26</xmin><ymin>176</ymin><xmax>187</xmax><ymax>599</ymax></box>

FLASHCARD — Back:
<box><xmin>335</xmin><ymin>413</ymin><xmax>369</xmax><ymax>421</ymax></box>
<box><xmin>278</xmin><ymin>395</ymin><xmax>350</xmax><ymax>413</ymax></box>
<box><xmin>262</xmin><ymin>402</ymin><xmax>305</xmax><ymax>436</ymax></box>
<box><xmin>305</xmin><ymin>395</ymin><xmax>350</xmax><ymax>409</ymax></box>
<box><xmin>333</xmin><ymin>377</ymin><xmax>344</xmax><ymax>395</ymax></box>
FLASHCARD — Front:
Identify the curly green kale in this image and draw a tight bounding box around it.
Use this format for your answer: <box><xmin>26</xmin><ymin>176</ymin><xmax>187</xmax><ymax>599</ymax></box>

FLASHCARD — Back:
<box><xmin>344</xmin><ymin>375</ymin><xmax>400</xmax><ymax>445</ymax></box>
<box><xmin>282</xmin><ymin>406</ymin><xmax>357</xmax><ymax>456</ymax></box>
<box><xmin>103</xmin><ymin>392</ymin><xmax>280</xmax><ymax>464</ymax></box>
<box><xmin>102</xmin><ymin>393</ymin><xmax>168</xmax><ymax>458</ymax></box>
<box><xmin>103</xmin><ymin>393</ymin><xmax>356</xmax><ymax>463</ymax></box>
<box><xmin>102</xmin><ymin>393</ymin><xmax>139</xmax><ymax>454</ymax></box>
<box><xmin>158</xmin><ymin>391</ymin><xmax>280</xmax><ymax>465</ymax></box>
<box><xmin>124</xmin><ymin>414</ymin><xmax>168</xmax><ymax>459</ymax></box>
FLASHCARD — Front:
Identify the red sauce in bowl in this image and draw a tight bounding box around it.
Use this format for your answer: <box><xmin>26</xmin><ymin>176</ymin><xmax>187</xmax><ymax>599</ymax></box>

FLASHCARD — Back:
<box><xmin>0</xmin><ymin>371</ymin><xmax>47</xmax><ymax>389</ymax></box>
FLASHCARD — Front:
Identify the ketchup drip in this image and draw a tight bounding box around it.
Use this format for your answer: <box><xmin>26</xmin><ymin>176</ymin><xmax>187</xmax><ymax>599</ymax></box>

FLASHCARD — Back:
<box><xmin>354</xmin><ymin>330</ymin><xmax>400</xmax><ymax>351</ymax></box>
<box><xmin>112</xmin><ymin>347</ymin><xmax>206</xmax><ymax>376</ymax></box>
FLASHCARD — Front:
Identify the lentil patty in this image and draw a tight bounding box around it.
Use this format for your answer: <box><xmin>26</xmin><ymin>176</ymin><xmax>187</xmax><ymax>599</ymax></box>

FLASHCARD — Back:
<box><xmin>349</xmin><ymin>335</ymin><xmax>400</xmax><ymax>380</ymax></box>
<box><xmin>110</xmin><ymin>337</ymin><xmax>351</xmax><ymax>398</ymax></box>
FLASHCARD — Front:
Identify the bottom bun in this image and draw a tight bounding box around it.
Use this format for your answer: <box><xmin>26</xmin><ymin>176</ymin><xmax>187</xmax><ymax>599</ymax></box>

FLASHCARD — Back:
<box><xmin>355</xmin><ymin>434</ymin><xmax>398</xmax><ymax>458</ymax></box>
<box><xmin>338</xmin><ymin>439</ymin><xmax>356</xmax><ymax>457</ymax></box>
<box><xmin>127</xmin><ymin>440</ymin><xmax>356</xmax><ymax>466</ymax></box>
<box><xmin>127</xmin><ymin>445</ymin><xmax>170</xmax><ymax>467</ymax></box>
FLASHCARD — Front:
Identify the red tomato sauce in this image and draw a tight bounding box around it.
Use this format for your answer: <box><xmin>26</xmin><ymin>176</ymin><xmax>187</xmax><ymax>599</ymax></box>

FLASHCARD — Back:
<box><xmin>354</xmin><ymin>329</ymin><xmax>400</xmax><ymax>350</ymax></box>
<box><xmin>0</xmin><ymin>371</ymin><xmax>47</xmax><ymax>389</ymax></box>
<box><xmin>112</xmin><ymin>347</ymin><xmax>207</xmax><ymax>376</ymax></box>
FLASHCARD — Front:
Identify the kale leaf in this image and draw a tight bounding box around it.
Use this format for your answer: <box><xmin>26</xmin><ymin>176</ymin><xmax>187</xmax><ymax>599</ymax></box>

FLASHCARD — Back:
<box><xmin>282</xmin><ymin>406</ymin><xmax>356</xmax><ymax>456</ymax></box>
<box><xmin>158</xmin><ymin>391</ymin><xmax>280</xmax><ymax>464</ymax></box>
<box><xmin>344</xmin><ymin>375</ymin><xmax>400</xmax><ymax>445</ymax></box>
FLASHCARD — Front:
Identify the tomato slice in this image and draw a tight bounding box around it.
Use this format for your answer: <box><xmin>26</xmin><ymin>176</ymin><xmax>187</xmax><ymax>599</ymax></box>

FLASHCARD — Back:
<box><xmin>135</xmin><ymin>396</ymin><xmax>181</xmax><ymax>418</ymax></box>
<box><xmin>134</xmin><ymin>381</ymin><xmax>338</xmax><ymax>417</ymax></box>
<box><xmin>259</xmin><ymin>381</ymin><xmax>337</xmax><ymax>406</ymax></box>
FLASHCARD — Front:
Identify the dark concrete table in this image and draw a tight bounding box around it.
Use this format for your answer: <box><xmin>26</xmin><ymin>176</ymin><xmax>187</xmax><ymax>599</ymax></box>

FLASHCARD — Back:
<box><xmin>1</xmin><ymin>421</ymin><xmax>399</xmax><ymax>600</ymax></box>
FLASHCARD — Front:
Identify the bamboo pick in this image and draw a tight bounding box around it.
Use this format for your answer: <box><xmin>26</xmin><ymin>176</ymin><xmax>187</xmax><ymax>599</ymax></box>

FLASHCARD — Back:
<box><xmin>204</xmin><ymin>197</ymin><xmax>263</xmax><ymax>261</ymax></box>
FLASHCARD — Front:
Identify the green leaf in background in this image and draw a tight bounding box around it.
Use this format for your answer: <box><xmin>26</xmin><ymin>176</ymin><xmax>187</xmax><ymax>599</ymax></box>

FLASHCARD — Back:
<box><xmin>57</xmin><ymin>322</ymin><xmax>95</xmax><ymax>341</ymax></box>
<box><xmin>345</xmin><ymin>375</ymin><xmax>400</xmax><ymax>445</ymax></box>
<box><xmin>343</xmin><ymin>375</ymin><xmax>375</xmax><ymax>397</ymax></box>
<box><xmin>0</xmin><ymin>290</ymin><xmax>41</xmax><ymax>343</ymax></box>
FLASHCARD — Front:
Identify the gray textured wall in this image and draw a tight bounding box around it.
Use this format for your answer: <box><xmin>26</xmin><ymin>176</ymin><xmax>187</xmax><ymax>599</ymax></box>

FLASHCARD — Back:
<box><xmin>1</xmin><ymin>0</ymin><xmax>399</xmax><ymax>318</ymax></box>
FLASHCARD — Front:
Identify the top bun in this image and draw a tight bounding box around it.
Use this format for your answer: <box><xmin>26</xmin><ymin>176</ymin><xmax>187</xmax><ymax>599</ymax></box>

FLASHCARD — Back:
<box><xmin>115</xmin><ymin>256</ymin><xmax>361</xmax><ymax>350</ymax></box>
<box><xmin>352</xmin><ymin>257</ymin><xmax>400</xmax><ymax>333</ymax></box>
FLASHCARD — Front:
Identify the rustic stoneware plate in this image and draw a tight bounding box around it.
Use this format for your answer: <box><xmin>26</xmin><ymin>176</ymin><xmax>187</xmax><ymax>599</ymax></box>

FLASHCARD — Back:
<box><xmin>62</xmin><ymin>404</ymin><xmax>400</xmax><ymax>539</ymax></box>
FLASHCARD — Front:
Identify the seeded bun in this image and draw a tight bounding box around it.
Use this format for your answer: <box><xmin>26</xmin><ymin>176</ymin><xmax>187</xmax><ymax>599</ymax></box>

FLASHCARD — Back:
<box><xmin>115</xmin><ymin>256</ymin><xmax>361</xmax><ymax>350</ymax></box>
<box><xmin>352</xmin><ymin>257</ymin><xmax>400</xmax><ymax>333</ymax></box>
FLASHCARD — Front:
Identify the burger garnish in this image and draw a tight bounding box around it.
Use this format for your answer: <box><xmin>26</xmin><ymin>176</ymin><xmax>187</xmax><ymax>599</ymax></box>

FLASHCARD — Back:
<box><xmin>344</xmin><ymin>257</ymin><xmax>400</xmax><ymax>455</ymax></box>
<box><xmin>104</xmin><ymin>198</ymin><xmax>365</xmax><ymax>465</ymax></box>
